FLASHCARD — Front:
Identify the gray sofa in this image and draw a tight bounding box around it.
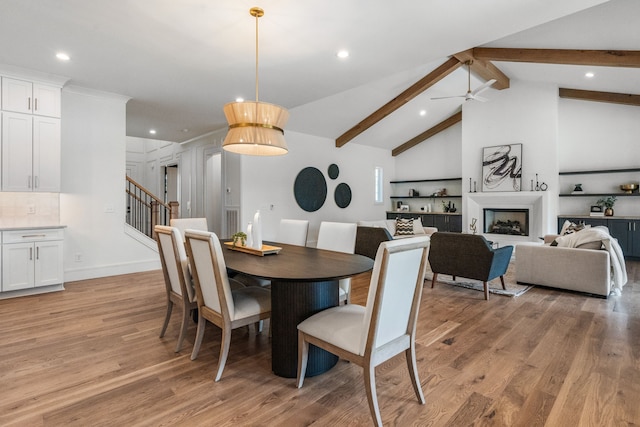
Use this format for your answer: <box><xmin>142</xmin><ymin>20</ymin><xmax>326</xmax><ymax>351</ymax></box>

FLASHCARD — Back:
<box><xmin>516</xmin><ymin>237</ymin><xmax>611</xmax><ymax>297</ymax></box>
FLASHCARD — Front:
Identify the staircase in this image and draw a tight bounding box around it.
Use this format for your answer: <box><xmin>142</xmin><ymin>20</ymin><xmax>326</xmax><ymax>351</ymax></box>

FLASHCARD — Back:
<box><xmin>126</xmin><ymin>176</ymin><xmax>178</xmax><ymax>238</ymax></box>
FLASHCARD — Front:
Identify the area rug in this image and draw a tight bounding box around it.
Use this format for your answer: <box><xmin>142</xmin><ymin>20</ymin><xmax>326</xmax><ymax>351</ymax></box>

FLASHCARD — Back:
<box><xmin>424</xmin><ymin>262</ymin><xmax>533</xmax><ymax>297</ymax></box>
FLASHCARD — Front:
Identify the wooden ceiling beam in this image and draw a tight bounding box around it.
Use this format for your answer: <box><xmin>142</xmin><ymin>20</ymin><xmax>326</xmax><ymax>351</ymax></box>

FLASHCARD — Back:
<box><xmin>473</xmin><ymin>48</ymin><xmax>640</xmax><ymax>67</ymax></box>
<box><xmin>336</xmin><ymin>57</ymin><xmax>462</xmax><ymax>147</ymax></box>
<box><xmin>392</xmin><ymin>111</ymin><xmax>462</xmax><ymax>157</ymax></box>
<box><xmin>453</xmin><ymin>50</ymin><xmax>510</xmax><ymax>90</ymax></box>
<box><xmin>559</xmin><ymin>88</ymin><xmax>640</xmax><ymax>107</ymax></box>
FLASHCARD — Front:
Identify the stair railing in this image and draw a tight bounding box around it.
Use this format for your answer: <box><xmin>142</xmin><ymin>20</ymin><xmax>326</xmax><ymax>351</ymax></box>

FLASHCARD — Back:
<box><xmin>126</xmin><ymin>176</ymin><xmax>179</xmax><ymax>238</ymax></box>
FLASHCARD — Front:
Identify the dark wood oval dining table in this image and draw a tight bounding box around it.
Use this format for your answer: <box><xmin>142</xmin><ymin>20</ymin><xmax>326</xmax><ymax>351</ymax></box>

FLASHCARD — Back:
<box><xmin>222</xmin><ymin>241</ymin><xmax>374</xmax><ymax>378</ymax></box>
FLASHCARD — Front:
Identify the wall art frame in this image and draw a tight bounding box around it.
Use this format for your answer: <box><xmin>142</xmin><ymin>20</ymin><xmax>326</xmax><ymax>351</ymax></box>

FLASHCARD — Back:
<box><xmin>482</xmin><ymin>143</ymin><xmax>522</xmax><ymax>192</ymax></box>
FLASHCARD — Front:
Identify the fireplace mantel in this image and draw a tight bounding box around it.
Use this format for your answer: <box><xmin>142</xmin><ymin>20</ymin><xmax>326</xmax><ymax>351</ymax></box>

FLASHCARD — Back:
<box><xmin>464</xmin><ymin>191</ymin><xmax>552</xmax><ymax>245</ymax></box>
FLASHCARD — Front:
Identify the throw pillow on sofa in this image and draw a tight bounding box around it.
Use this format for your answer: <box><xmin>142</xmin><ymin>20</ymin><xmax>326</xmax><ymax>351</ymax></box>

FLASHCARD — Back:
<box><xmin>395</xmin><ymin>218</ymin><xmax>415</xmax><ymax>236</ymax></box>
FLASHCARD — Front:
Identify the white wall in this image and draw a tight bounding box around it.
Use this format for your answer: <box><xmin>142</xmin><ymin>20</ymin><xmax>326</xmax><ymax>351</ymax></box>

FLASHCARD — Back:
<box><xmin>60</xmin><ymin>86</ymin><xmax>159</xmax><ymax>281</ymax></box>
<box><xmin>461</xmin><ymin>81</ymin><xmax>560</xmax><ymax>235</ymax></box>
<box><xmin>240</xmin><ymin>131</ymin><xmax>394</xmax><ymax>246</ymax></box>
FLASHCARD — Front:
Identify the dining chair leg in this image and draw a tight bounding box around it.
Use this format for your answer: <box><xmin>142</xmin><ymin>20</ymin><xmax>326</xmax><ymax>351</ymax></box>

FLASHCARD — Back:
<box><xmin>500</xmin><ymin>275</ymin><xmax>506</xmax><ymax>290</ymax></box>
<box><xmin>215</xmin><ymin>326</ymin><xmax>233</xmax><ymax>382</ymax></box>
<box><xmin>405</xmin><ymin>343</ymin><xmax>425</xmax><ymax>404</ymax></box>
<box><xmin>431</xmin><ymin>273</ymin><xmax>438</xmax><ymax>288</ymax></box>
<box><xmin>296</xmin><ymin>330</ymin><xmax>309</xmax><ymax>388</ymax></box>
<box><xmin>160</xmin><ymin>300</ymin><xmax>173</xmax><ymax>338</ymax></box>
<box><xmin>175</xmin><ymin>303</ymin><xmax>190</xmax><ymax>353</ymax></box>
<box><xmin>190</xmin><ymin>314</ymin><xmax>206</xmax><ymax>360</ymax></box>
<box><xmin>364</xmin><ymin>363</ymin><xmax>383</xmax><ymax>427</ymax></box>
<box><xmin>483</xmin><ymin>281</ymin><xmax>489</xmax><ymax>300</ymax></box>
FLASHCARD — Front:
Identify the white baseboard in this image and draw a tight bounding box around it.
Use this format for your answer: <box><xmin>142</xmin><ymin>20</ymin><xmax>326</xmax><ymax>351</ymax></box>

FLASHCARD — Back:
<box><xmin>64</xmin><ymin>259</ymin><xmax>161</xmax><ymax>283</ymax></box>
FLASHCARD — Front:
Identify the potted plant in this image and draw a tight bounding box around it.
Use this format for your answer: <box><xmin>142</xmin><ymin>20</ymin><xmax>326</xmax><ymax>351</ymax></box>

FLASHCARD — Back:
<box><xmin>231</xmin><ymin>231</ymin><xmax>247</xmax><ymax>247</ymax></box>
<box><xmin>596</xmin><ymin>195</ymin><xmax>617</xmax><ymax>216</ymax></box>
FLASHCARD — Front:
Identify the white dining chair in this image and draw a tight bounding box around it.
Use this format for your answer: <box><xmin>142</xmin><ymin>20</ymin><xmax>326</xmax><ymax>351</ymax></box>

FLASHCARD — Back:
<box><xmin>155</xmin><ymin>225</ymin><xmax>197</xmax><ymax>353</ymax></box>
<box><xmin>296</xmin><ymin>236</ymin><xmax>430</xmax><ymax>427</ymax></box>
<box><xmin>278</xmin><ymin>219</ymin><xmax>309</xmax><ymax>246</ymax></box>
<box><xmin>316</xmin><ymin>221</ymin><xmax>357</xmax><ymax>304</ymax></box>
<box><xmin>184</xmin><ymin>229</ymin><xmax>271</xmax><ymax>382</ymax></box>
<box><xmin>170</xmin><ymin>217</ymin><xmax>208</xmax><ymax>238</ymax></box>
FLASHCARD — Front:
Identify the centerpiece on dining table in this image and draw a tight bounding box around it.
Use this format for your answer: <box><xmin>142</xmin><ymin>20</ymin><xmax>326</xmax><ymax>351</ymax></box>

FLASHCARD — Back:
<box><xmin>225</xmin><ymin>210</ymin><xmax>282</xmax><ymax>256</ymax></box>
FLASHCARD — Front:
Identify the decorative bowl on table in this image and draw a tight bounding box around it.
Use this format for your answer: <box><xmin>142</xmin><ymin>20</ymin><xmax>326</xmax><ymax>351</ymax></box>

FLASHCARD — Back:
<box><xmin>620</xmin><ymin>184</ymin><xmax>638</xmax><ymax>194</ymax></box>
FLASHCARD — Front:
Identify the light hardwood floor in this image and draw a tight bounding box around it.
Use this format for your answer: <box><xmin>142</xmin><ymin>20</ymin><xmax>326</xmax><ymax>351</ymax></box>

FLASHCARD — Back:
<box><xmin>1</xmin><ymin>261</ymin><xmax>639</xmax><ymax>426</ymax></box>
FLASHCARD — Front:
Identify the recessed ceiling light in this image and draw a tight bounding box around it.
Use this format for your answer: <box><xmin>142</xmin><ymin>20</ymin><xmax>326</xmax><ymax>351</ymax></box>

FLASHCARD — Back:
<box><xmin>182</xmin><ymin>128</ymin><xmax>189</xmax><ymax>133</ymax></box>
<box><xmin>149</xmin><ymin>129</ymin><xmax>157</xmax><ymax>135</ymax></box>
<box><xmin>585</xmin><ymin>72</ymin><xmax>595</xmax><ymax>78</ymax></box>
<box><xmin>236</xmin><ymin>97</ymin><xmax>244</xmax><ymax>102</ymax></box>
<box><xmin>419</xmin><ymin>110</ymin><xmax>427</xmax><ymax>117</ymax></box>
<box><xmin>56</xmin><ymin>52</ymin><xmax>70</xmax><ymax>61</ymax></box>
<box><xmin>336</xmin><ymin>50</ymin><xmax>349</xmax><ymax>59</ymax></box>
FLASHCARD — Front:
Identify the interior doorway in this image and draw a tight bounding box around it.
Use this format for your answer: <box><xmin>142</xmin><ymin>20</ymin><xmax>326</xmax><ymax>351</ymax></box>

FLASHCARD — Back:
<box><xmin>164</xmin><ymin>164</ymin><xmax>179</xmax><ymax>203</ymax></box>
<box><xmin>204</xmin><ymin>152</ymin><xmax>222</xmax><ymax>236</ymax></box>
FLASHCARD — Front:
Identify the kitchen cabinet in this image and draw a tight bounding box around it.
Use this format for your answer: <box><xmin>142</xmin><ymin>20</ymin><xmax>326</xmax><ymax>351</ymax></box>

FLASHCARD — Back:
<box><xmin>1</xmin><ymin>112</ymin><xmax>60</xmax><ymax>191</ymax></box>
<box><xmin>434</xmin><ymin>214</ymin><xmax>462</xmax><ymax>232</ymax></box>
<box><xmin>2</xmin><ymin>228</ymin><xmax>64</xmax><ymax>292</ymax></box>
<box><xmin>1</xmin><ymin>77</ymin><xmax>61</xmax><ymax>118</ymax></box>
<box><xmin>557</xmin><ymin>216</ymin><xmax>608</xmax><ymax>232</ymax></box>
<box><xmin>558</xmin><ymin>216</ymin><xmax>640</xmax><ymax>258</ymax></box>
<box><xmin>387</xmin><ymin>212</ymin><xmax>462</xmax><ymax>233</ymax></box>
<box><xmin>608</xmin><ymin>219</ymin><xmax>640</xmax><ymax>258</ymax></box>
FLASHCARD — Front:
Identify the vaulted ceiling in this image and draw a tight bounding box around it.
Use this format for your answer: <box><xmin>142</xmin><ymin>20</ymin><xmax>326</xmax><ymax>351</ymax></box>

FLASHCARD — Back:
<box><xmin>0</xmin><ymin>0</ymin><xmax>638</xmax><ymax>151</ymax></box>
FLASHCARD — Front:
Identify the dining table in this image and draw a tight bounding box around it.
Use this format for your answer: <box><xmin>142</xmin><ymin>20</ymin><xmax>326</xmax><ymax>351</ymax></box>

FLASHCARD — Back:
<box><xmin>222</xmin><ymin>241</ymin><xmax>374</xmax><ymax>378</ymax></box>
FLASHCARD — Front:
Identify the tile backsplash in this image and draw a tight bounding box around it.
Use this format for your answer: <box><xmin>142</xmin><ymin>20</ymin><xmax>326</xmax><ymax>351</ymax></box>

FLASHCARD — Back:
<box><xmin>0</xmin><ymin>193</ymin><xmax>60</xmax><ymax>228</ymax></box>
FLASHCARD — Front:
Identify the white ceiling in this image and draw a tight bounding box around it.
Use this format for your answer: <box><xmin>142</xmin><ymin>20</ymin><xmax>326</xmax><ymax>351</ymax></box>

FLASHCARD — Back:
<box><xmin>0</xmin><ymin>0</ymin><xmax>637</xmax><ymax>151</ymax></box>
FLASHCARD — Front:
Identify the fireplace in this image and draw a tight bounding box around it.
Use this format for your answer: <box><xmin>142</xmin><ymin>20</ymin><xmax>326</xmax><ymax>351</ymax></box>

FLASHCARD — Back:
<box><xmin>483</xmin><ymin>208</ymin><xmax>529</xmax><ymax>236</ymax></box>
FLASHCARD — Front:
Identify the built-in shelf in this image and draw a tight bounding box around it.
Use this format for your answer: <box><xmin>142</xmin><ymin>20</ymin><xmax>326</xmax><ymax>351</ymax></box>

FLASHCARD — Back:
<box><xmin>390</xmin><ymin>195</ymin><xmax>461</xmax><ymax>199</ymax></box>
<box><xmin>559</xmin><ymin>168</ymin><xmax>640</xmax><ymax>176</ymax></box>
<box><xmin>560</xmin><ymin>193</ymin><xmax>640</xmax><ymax>197</ymax></box>
<box><xmin>390</xmin><ymin>177</ymin><xmax>462</xmax><ymax>184</ymax></box>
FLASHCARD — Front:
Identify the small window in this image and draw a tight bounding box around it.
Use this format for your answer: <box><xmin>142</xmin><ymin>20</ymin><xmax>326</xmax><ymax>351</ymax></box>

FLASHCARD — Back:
<box><xmin>374</xmin><ymin>166</ymin><xmax>383</xmax><ymax>204</ymax></box>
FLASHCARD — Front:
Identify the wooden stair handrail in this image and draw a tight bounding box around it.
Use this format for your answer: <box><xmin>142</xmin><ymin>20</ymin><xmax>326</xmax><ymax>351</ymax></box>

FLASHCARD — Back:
<box><xmin>126</xmin><ymin>176</ymin><xmax>172</xmax><ymax>211</ymax></box>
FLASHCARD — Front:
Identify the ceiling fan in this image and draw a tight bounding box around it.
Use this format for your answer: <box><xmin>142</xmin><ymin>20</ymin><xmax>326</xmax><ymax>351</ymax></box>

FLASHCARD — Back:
<box><xmin>431</xmin><ymin>61</ymin><xmax>496</xmax><ymax>102</ymax></box>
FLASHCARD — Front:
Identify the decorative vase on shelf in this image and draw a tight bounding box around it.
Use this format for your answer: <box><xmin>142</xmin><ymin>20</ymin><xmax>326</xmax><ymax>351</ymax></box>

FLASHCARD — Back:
<box><xmin>605</xmin><ymin>208</ymin><xmax>614</xmax><ymax>217</ymax></box>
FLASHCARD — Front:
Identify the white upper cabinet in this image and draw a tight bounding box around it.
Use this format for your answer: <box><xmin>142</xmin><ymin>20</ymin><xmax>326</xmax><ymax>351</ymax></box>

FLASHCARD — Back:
<box><xmin>1</xmin><ymin>112</ymin><xmax>60</xmax><ymax>192</ymax></box>
<box><xmin>1</xmin><ymin>77</ymin><xmax>61</xmax><ymax>118</ymax></box>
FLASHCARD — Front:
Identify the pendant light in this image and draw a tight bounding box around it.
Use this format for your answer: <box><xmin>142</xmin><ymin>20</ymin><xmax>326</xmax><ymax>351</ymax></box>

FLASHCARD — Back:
<box><xmin>222</xmin><ymin>7</ymin><xmax>289</xmax><ymax>156</ymax></box>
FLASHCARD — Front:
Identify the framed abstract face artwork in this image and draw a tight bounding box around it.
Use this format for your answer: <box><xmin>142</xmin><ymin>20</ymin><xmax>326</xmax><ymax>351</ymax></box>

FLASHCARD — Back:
<box><xmin>482</xmin><ymin>144</ymin><xmax>522</xmax><ymax>192</ymax></box>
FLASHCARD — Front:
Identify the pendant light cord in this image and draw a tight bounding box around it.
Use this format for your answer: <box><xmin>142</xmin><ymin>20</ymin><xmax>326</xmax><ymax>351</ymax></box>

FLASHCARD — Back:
<box><xmin>255</xmin><ymin>10</ymin><xmax>260</xmax><ymax>102</ymax></box>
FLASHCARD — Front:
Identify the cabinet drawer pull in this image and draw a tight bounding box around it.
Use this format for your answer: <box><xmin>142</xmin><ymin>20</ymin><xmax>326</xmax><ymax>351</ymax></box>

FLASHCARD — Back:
<box><xmin>28</xmin><ymin>97</ymin><xmax>31</xmax><ymax>111</ymax></box>
<box><xmin>36</xmin><ymin>247</ymin><xmax>40</xmax><ymax>260</ymax></box>
<box><xmin>29</xmin><ymin>247</ymin><xmax>33</xmax><ymax>260</ymax></box>
<box><xmin>21</xmin><ymin>234</ymin><xmax>47</xmax><ymax>238</ymax></box>
<box><xmin>35</xmin><ymin>98</ymin><xmax>38</xmax><ymax>111</ymax></box>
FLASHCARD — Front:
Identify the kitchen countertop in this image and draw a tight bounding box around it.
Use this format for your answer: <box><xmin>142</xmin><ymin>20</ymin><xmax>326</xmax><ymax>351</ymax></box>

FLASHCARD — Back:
<box><xmin>0</xmin><ymin>225</ymin><xmax>67</xmax><ymax>231</ymax></box>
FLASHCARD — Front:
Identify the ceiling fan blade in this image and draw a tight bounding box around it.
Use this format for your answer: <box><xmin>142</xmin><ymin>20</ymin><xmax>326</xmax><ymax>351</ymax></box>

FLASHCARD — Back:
<box><xmin>431</xmin><ymin>94</ymin><xmax>465</xmax><ymax>100</ymax></box>
<box><xmin>472</xmin><ymin>95</ymin><xmax>488</xmax><ymax>102</ymax></box>
<box><xmin>471</xmin><ymin>79</ymin><xmax>497</xmax><ymax>96</ymax></box>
